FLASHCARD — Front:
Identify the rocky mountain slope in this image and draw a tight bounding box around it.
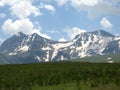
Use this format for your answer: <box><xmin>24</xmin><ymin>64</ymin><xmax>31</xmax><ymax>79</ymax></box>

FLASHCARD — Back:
<box><xmin>0</xmin><ymin>30</ymin><xmax>120</xmax><ymax>64</ymax></box>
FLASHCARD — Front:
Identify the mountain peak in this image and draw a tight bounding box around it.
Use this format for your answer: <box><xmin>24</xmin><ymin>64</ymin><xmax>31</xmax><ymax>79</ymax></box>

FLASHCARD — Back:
<box><xmin>14</xmin><ymin>32</ymin><xmax>26</xmax><ymax>37</ymax></box>
<box><xmin>91</xmin><ymin>30</ymin><xmax>114</xmax><ymax>37</ymax></box>
<box><xmin>31</xmin><ymin>33</ymin><xmax>39</xmax><ymax>36</ymax></box>
<box><xmin>0</xmin><ymin>30</ymin><xmax>120</xmax><ymax>64</ymax></box>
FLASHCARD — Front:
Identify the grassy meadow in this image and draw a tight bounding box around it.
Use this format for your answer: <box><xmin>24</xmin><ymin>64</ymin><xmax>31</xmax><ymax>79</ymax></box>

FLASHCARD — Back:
<box><xmin>0</xmin><ymin>62</ymin><xmax>120</xmax><ymax>90</ymax></box>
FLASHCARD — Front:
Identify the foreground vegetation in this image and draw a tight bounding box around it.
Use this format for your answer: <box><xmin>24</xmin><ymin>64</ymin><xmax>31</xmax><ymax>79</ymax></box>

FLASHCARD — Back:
<box><xmin>0</xmin><ymin>62</ymin><xmax>120</xmax><ymax>90</ymax></box>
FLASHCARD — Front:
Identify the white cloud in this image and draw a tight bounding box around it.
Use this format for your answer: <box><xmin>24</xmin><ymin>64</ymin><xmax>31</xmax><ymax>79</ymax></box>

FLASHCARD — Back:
<box><xmin>2</xmin><ymin>18</ymin><xmax>35</xmax><ymax>35</ymax></box>
<box><xmin>39</xmin><ymin>33</ymin><xmax>51</xmax><ymax>39</ymax></box>
<box><xmin>11</xmin><ymin>0</ymin><xmax>40</xmax><ymax>19</ymax></box>
<box><xmin>40</xmin><ymin>3</ymin><xmax>55</xmax><ymax>14</ymax></box>
<box><xmin>71</xmin><ymin>0</ymin><xmax>98</xmax><ymax>7</ymax></box>
<box><xmin>59</xmin><ymin>38</ymin><xmax>67</xmax><ymax>42</ymax></box>
<box><xmin>1</xmin><ymin>0</ymin><xmax>120</xmax><ymax>19</ymax></box>
<box><xmin>65</xmin><ymin>27</ymin><xmax>86</xmax><ymax>39</ymax></box>
<box><xmin>0</xmin><ymin>0</ymin><xmax>11</xmax><ymax>6</ymax></box>
<box><xmin>54</xmin><ymin>0</ymin><xmax>69</xmax><ymax>6</ymax></box>
<box><xmin>100</xmin><ymin>18</ymin><xmax>113</xmax><ymax>30</ymax></box>
<box><xmin>53</xmin><ymin>0</ymin><xmax>120</xmax><ymax>19</ymax></box>
<box><xmin>0</xmin><ymin>0</ymin><xmax>51</xmax><ymax>39</ymax></box>
<box><xmin>2</xmin><ymin>18</ymin><xmax>51</xmax><ymax>39</ymax></box>
<box><xmin>0</xmin><ymin>0</ymin><xmax>40</xmax><ymax>19</ymax></box>
<box><xmin>0</xmin><ymin>13</ymin><xmax>6</xmax><ymax>18</ymax></box>
<box><xmin>44</xmin><ymin>4</ymin><xmax>55</xmax><ymax>13</ymax></box>
<box><xmin>71</xmin><ymin>0</ymin><xmax>120</xmax><ymax>19</ymax></box>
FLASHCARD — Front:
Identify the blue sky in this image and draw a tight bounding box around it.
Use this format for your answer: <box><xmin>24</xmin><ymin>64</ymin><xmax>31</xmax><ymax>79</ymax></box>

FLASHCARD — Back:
<box><xmin>0</xmin><ymin>0</ymin><xmax>120</xmax><ymax>44</ymax></box>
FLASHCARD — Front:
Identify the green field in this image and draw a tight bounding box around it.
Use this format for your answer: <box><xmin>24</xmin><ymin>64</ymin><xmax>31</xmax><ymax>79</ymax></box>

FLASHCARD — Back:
<box><xmin>0</xmin><ymin>62</ymin><xmax>120</xmax><ymax>90</ymax></box>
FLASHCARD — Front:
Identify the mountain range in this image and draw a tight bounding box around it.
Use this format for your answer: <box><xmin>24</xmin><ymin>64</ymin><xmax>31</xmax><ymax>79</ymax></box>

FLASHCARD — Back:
<box><xmin>0</xmin><ymin>30</ymin><xmax>120</xmax><ymax>64</ymax></box>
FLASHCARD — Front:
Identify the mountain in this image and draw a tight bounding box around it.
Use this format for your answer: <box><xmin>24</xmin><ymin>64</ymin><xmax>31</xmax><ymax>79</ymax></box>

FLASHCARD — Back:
<box><xmin>90</xmin><ymin>30</ymin><xmax>114</xmax><ymax>37</ymax></box>
<box><xmin>0</xmin><ymin>54</ymin><xmax>11</xmax><ymax>64</ymax></box>
<box><xmin>0</xmin><ymin>30</ymin><xmax>120</xmax><ymax>64</ymax></box>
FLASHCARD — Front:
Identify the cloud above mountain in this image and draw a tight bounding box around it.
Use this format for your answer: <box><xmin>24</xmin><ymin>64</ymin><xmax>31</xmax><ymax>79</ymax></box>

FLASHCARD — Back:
<box><xmin>65</xmin><ymin>27</ymin><xmax>86</xmax><ymax>39</ymax></box>
<box><xmin>59</xmin><ymin>38</ymin><xmax>67</xmax><ymax>42</ymax></box>
<box><xmin>100</xmin><ymin>18</ymin><xmax>113</xmax><ymax>30</ymax></box>
<box><xmin>53</xmin><ymin>0</ymin><xmax>120</xmax><ymax>19</ymax></box>
<box><xmin>0</xmin><ymin>0</ymin><xmax>120</xmax><ymax>42</ymax></box>
<box><xmin>2</xmin><ymin>18</ymin><xmax>51</xmax><ymax>39</ymax></box>
<box><xmin>0</xmin><ymin>0</ymin><xmax>40</xmax><ymax>19</ymax></box>
<box><xmin>2</xmin><ymin>18</ymin><xmax>38</xmax><ymax>35</ymax></box>
<box><xmin>0</xmin><ymin>0</ymin><xmax>51</xmax><ymax>39</ymax></box>
<box><xmin>39</xmin><ymin>3</ymin><xmax>55</xmax><ymax>14</ymax></box>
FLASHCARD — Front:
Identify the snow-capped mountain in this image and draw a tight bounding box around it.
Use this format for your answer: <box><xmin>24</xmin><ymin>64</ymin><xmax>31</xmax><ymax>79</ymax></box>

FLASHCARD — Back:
<box><xmin>0</xmin><ymin>30</ymin><xmax>120</xmax><ymax>63</ymax></box>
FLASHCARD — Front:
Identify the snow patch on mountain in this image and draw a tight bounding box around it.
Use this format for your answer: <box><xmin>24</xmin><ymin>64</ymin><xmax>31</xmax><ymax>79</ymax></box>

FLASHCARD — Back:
<box><xmin>107</xmin><ymin>57</ymin><xmax>112</xmax><ymax>60</ymax></box>
<box><xmin>42</xmin><ymin>46</ymin><xmax>52</xmax><ymax>50</ymax></box>
<box><xmin>51</xmin><ymin>41</ymin><xmax>74</xmax><ymax>59</ymax></box>
<box><xmin>8</xmin><ymin>52</ymin><xmax>17</xmax><ymax>56</ymax></box>
<box><xmin>35</xmin><ymin>56</ymin><xmax>41</xmax><ymax>62</ymax></box>
<box><xmin>17</xmin><ymin>45</ymin><xmax>29</xmax><ymax>52</ymax></box>
<box><xmin>107</xmin><ymin>61</ymin><xmax>114</xmax><ymax>63</ymax></box>
<box><xmin>9</xmin><ymin>45</ymin><xmax>29</xmax><ymax>55</ymax></box>
<box><xmin>45</xmin><ymin>51</ymin><xmax>50</xmax><ymax>62</ymax></box>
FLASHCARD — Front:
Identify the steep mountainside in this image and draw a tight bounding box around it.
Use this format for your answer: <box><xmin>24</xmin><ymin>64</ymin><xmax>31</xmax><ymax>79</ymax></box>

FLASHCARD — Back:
<box><xmin>0</xmin><ymin>54</ymin><xmax>10</xmax><ymax>64</ymax></box>
<box><xmin>0</xmin><ymin>30</ymin><xmax>120</xmax><ymax>64</ymax></box>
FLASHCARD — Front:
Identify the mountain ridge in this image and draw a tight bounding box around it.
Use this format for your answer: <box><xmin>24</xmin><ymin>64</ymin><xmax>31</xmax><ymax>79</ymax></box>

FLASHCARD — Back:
<box><xmin>0</xmin><ymin>30</ymin><xmax>120</xmax><ymax>64</ymax></box>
